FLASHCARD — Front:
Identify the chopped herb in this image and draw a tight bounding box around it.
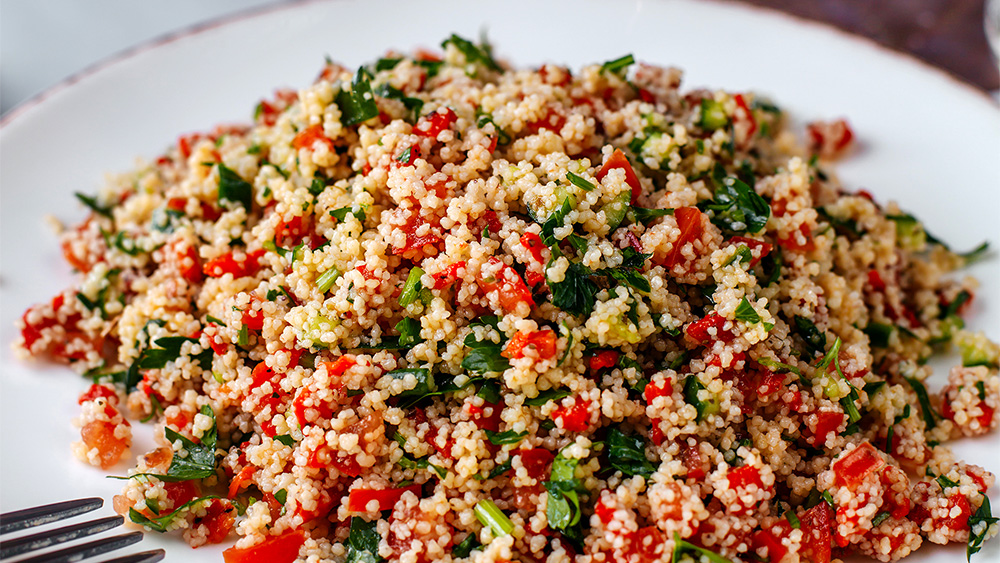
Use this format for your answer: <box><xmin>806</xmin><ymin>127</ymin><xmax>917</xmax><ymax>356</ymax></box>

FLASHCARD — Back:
<box><xmin>159</xmin><ymin>405</ymin><xmax>218</xmax><ymax>481</ymax></box>
<box><xmin>525</xmin><ymin>388</ymin><xmax>572</xmax><ymax>407</ymax></box>
<box><xmin>442</xmin><ymin>34</ymin><xmax>502</xmax><ymax>72</ymax></box>
<box><xmin>683</xmin><ymin>375</ymin><xmax>719</xmax><ymax>422</ymax></box>
<box><xmin>958</xmin><ymin>241</ymin><xmax>990</xmax><ymax>265</ymax></box>
<box><xmin>600</xmin><ymin>54</ymin><xmax>635</xmax><ymax>77</ymax></box>
<box><xmin>216</xmin><ymin>163</ymin><xmax>253</xmax><ymax>210</ymax></box>
<box><xmin>944</xmin><ymin>290</ymin><xmax>972</xmax><ymax>319</ymax></box>
<box><xmin>74</xmin><ymin>192</ymin><xmax>113</xmax><ymax>218</ymax></box>
<box><xmin>967</xmin><ymin>495</ymin><xmax>999</xmax><ymax>561</ymax></box>
<box><xmin>701</xmin><ymin>173</ymin><xmax>770</xmax><ymax>234</ymax></box>
<box><xmin>474</xmin><ymin>460</ymin><xmax>512</xmax><ymax>481</ymax></box>
<box><xmin>905</xmin><ymin>376</ymin><xmax>938</xmax><ymax>430</ymax></box>
<box><xmin>274</xmin><ymin>489</ymin><xmax>288</xmax><ymax>505</ymax></box>
<box><xmin>274</xmin><ymin>434</ymin><xmax>295</xmax><ymax>447</ymax></box>
<box><xmin>374</xmin><ymin>57</ymin><xmax>402</xmax><ymax>71</ymax></box>
<box><xmin>760</xmin><ymin>246</ymin><xmax>783</xmax><ymax>287</ymax></box>
<box><xmin>308</xmin><ymin>178</ymin><xmax>326</xmax><ymax>196</ymax></box>
<box><xmin>976</xmin><ymin>381</ymin><xmax>987</xmax><ymax>401</ymax></box>
<box><xmin>315</xmin><ymin>267</ymin><xmax>341</xmax><ymax>294</ymax></box>
<box><xmin>484</xmin><ymin>429</ymin><xmax>527</xmax><ymax>446</ymax></box>
<box><xmin>548</xmin><ymin>261</ymin><xmax>597</xmax><ymax>317</ymax></box>
<box><xmin>606</xmin><ymin>428</ymin><xmax>655</xmax><ymax>478</ymax></box>
<box><xmin>722</xmin><ymin>245</ymin><xmax>754</xmax><ymax>267</ymax></box>
<box><xmin>871</xmin><ymin>511</ymin><xmax>891</xmax><ymax>527</ymax></box>
<box><xmin>864</xmin><ymin>322</ymin><xmax>894</xmax><ymax>348</ymax></box>
<box><xmin>387</xmin><ymin>368</ymin><xmax>435</xmax><ymax>401</ymax></box>
<box><xmin>475</xmin><ymin>110</ymin><xmax>511</xmax><ymax>145</ymax></box>
<box><xmin>336</xmin><ymin>67</ymin><xmax>379</xmax><ymax>126</ymax></box>
<box><xmin>544</xmin><ymin>449</ymin><xmax>585</xmax><ymax>542</ymax></box>
<box><xmin>453</xmin><ymin>533</ymin><xmax>481</xmax><ymax>557</ymax></box>
<box><xmin>936</xmin><ymin>475</ymin><xmax>959</xmax><ymax>489</ymax></box>
<box><xmin>474</xmin><ymin>499</ymin><xmax>513</xmax><ymax>536</ymax></box>
<box><xmin>395</xmin><ymin>317</ymin><xmax>423</xmax><ymax>347</ymax></box>
<box><xmin>373</xmin><ymin>83</ymin><xmax>424</xmax><ymax>122</ymax></box>
<box><xmin>140</xmin><ymin>394</ymin><xmax>163</xmax><ymax>423</ymax></box>
<box><xmin>237</xmin><ymin>324</ymin><xmax>249</xmax><ymax>347</ymax></box>
<box><xmin>794</xmin><ymin>315</ymin><xmax>827</xmax><ymax>357</ymax></box>
<box><xmin>477</xmin><ymin>380</ymin><xmax>502</xmax><ymax>404</ymax></box>
<box><xmin>111</xmin><ymin>231</ymin><xmax>144</xmax><ymax>256</ymax></box>
<box><xmin>566</xmin><ymin>171</ymin><xmax>596</xmax><ymax>191</ymax></box>
<box><xmin>540</xmin><ymin>197</ymin><xmax>574</xmax><ymax>245</ymax></box>
<box><xmin>632</xmin><ymin>206</ymin><xmax>673</xmax><ymax>225</ymax></box>
<box><xmin>345</xmin><ymin>516</ymin><xmax>382</xmax><ymax>563</ymax></box>
<box><xmin>396</xmin><ymin>146</ymin><xmax>413</xmax><ymax>163</ymax></box>
<box><xmin>461</xmin><ymin>346</ymin><xmax>511</xmax><ymax>374</ymax></box>
<box><xmin>672</xmin><ymin>533</ymin><xmax>733</xmax><ymax>563</ymax></box>
<box><xmin>785</xmin><ymin>510</ymin><xmax>801</xmax><ymax>529</ymax></box>
<box><xmin>863</xmin><ymin>381</ymin><xmax>887</xmax><ymax>396</ymax></box>
<box><xmin>734</xmin><ymin>297</ymin><xmax>761</xmax><ymax>324</ymax></box>
<box><xmin>330</xmin><ymin>205</ymin><xmax>366</xmax><ymax>223</ymax></box>
<box><xmin>399</xmin><ymin>267</ymin><xmax>430</xmax><ymax>307</ymax></box>
<box><xmin>130</xmin><ymin>496</ymin><xmax>222</xmax><ymax>533</ymax></box>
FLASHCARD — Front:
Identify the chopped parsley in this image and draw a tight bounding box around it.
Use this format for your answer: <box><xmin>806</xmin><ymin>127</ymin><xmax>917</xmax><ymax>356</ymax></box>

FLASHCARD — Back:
<box><xmin>734</xmin><ymin>297</ymin><xmax>761</xmax><ymax>324</ymax></box>
<box><xmin>130</xmin><ymin>495</ymin><xmax>223</xmax><ymax>533</ymax></box>
<box><xmin>794</xmin><ymin>315</ymin><xmax>827</xmax><ymax>357</ymax></box>
<box><xmin>600</xmin><ymin>54</ymin><xmax>635</xmax><ymax>77</ymax></box>
<box><xmin>544</xmin><ymin>448</ymin><xmax>585</xmax><ymax>544</ymax></box>
<box><xmin>631</xmin><ymin>206</ymin><xmax>673</xmax><ymax>225</ymax></box>
<box><xmin>700</xmin><ymin>172</ymin><xmax>770</xmax><ymax>234</ymax></box>
<box><xmin>548</xmin><ymin>260</ymin><xmax>597</xmax><ymax>317</ymax></box>
<box><xmin>216</xmin><ymin>163</ymin><xmax>253</xmax><ymax>210</ymax></box>
<box><xmin>442</xmin><ymin>34</ymin><xmax>502</xmax><ymax>73</ymax></box>
<box><xmin>345</xmin><ymin>516</ymin><xmax>382</xmax><ymax>563</ymax></box>
<box><xmin>566</xmin><ymin>171</ymin><xmax>596</xmax><ymax>191</ymax></box>
<box><xmin>484</xmin><ymin>429</ymin><xmax>527</xmax><ymax>446</ymax></box>
<box><xmin>968</xmin><ymin>495</ymin><xmax>999</xmax><ymax>561</ymax></box>
<box><xmin>74</xmin><ymin>192</ymin><xmax>113</xmax><ymax>218</ymax></box>
<box><xmin>525</xmin><ymin>388</ymin><xmax>572</xmax><ymax>407</ymax></box>
<box><xmin>605</xmin><ymin>428</ymin><xmax>655</xmax><ymax>478</ymax></box>
<box><xmin>335</xmin><ymin>67</ymin><xmax>379</xmax><ymax>126</ymax></box>
<box><xmin>904</xmin><ymin>376</ymin><xmax>939</xmax><ymax>430</ymax></box>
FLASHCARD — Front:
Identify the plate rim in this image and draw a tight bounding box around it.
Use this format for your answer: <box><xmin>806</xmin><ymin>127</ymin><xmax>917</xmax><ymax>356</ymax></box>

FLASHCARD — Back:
<box><xmin>1</xmin><ymin>0</ymin><xmax>997</xmax><ymax>130</ymax></box>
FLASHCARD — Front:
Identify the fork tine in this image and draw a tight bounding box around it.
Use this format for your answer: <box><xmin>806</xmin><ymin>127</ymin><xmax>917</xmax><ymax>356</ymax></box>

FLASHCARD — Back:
<box><xmin>15</xmin><ymin>531</ymin><xmax>143</xmax><ymax>563</ymax></box>
<box><xmin>0</xmin><ymin>498</ymin><xmax>103</xmax><ymax>535</ymax></box>
<box><xmin>0</xmin><ymin>515</ymin><xmax>124</xmax><ymax>559</ymax></box>
<box><xmin>98</xmin><ymin>549</ymin><xmax>166</xmax><ymax>563</ymax></box>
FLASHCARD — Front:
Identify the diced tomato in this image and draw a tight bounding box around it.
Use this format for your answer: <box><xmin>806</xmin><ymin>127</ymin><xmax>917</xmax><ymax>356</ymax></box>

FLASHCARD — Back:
<box><xmin>595</xmin><ymin>149</ymin><xmax>642</xmax><ymax>203</ymax></box>
<box><xmin>481</xmin><ymin>210</ymin><xmax>502</xmax><ymax>234</ymax></box>
<box><xmin>729</xmin><ymin>236</ymin><xmax>772</xmax><ymax>267</ymax></box>
<box><xmin>467</xmin><ymin>401</ymin><xmax>503</xmax><ymax>433</ymax></box>
<box><xmin>666</xmin><ymin>207</ymin><xmax>704</xmax><ymax>269</ymax></box>
<box><xmin>223</xmin><ymin>529</ymin><xmax>306</xmax><ymax>563</ymax></box>
<box><xmin>682</xmin><ymin>441</ymin><xmax>707</xmax><ymax>480</ymax></box>
<box><xmin>799</xmin><ymin>501</ymin><xmax>833</xmax><ymax>563</ymax></box>
<box><xmin>538</xmin><ymin>64</ymin><xmax>572</xmax><ymax>86</ymax></box>
<box><xmin>940</xmin><ymin>392</ymin><xmax>995</xmax><ymax>430</ymax></box>
<box><xmin>732</xmin><ymin>94</ymin><xmax>757</xmax><ymax>143</ymax></box>
<box><xmin>292</xmin><ymin>124</ymin><xmax>335</xmax><ymax>153</ymax></box>
<box><xmin>594</xmin><ymin>495</ymin><xmax>617</xmax><ymax>525</ymax></box>
<box><xmin>832</xmin><ymin>442</ymin><xmax>885</xmax><ymax>490</ymax></box>
<box><xmin>806</xmin><ymin>411</ymin><xmax>845</xmax><ymax>448</ymax></box>
<box><xmin>589</xmin><ymin>350</ymin><xmax>620</xmax><ymax>372</ymax></box>
<box><xmin>526</xmin><ymin>107</ymin><xmax>566</xmax><ymax>135</ymax></box>
<box><xmin>777</xmin><ymin>223</ymin><xmax>815</xmax><ymax>253</ymax></box>
<box><xmin>630</xmin><ymin>526</ymin><xmax>665</xmax><ymax>562</ymax></box>
<box><xmin>414</xmin><ymin>107</ymin><xmax>457</xmax><ymax>138</ymax></box>
<box><xmin>200</xmin><ymin>499</ymin><xmax>236</xmax><ymax>544</ymax></box>
<box><xmin>392</xmin><ymin>145</ymin><xmax>421</xmax><ymax>167</ymax></box>
<box><xmin>164</xmin><ymin>481</ymin><xmax>199</xmax><ymax>510</ymax></box>
<box><xmin>807</xmin><ymin>119</ymin><xmax>855</xmax><ymax>159</ymax></box>
<box><xmin>727</xmin><ymin>464</ymin><xmax>763</xmax><ymax>489</ymax></box>
<box><xmin>502</xmin><ymin>329</ymin><xmax>557</xmax><ymax>360</ymax></box>
<box><xmin>685</xmin><ymin>312</ymin><xmax>733</xmax><ymax>344</ymax></box>
<box><xmin>519</xmin><ymin>448</ymin><xmax>554</xmax><ymax>481</ymax></box>
<box><xmin>520</xmin><ymin>232</ymin><xmax>545</xmax><ymax>263</ymax></box>
<box><xmin>274</xmin><ymin>215</ymin><xmax>308</xmax><ymax>248</ymax></box>
<box><xmin>228</xmin><ymin>465</ymin><xmax>255</xmax><ymax>499</ymax></box>
<box><xmin>431</xmin><ymin>261</ymin><xmax>466</xmax><ymax>290</ymax></box>
<box><xmin>165</xmin><ymin>409</ymin><xmax>193</xmax><ymax>433</ymax></box>
<box><xmin>751</xmin><ymin>522</ymin><xmax>790</xmax><ymax>563</ymax></box>
<box><xmin>80</xmin><ymin>419</ymin><xmax>129</xmax><ymax>469</ymax></box>
<box><xmin>204</xmin><ymin>249</ymin><xmax>265</xmax><ymax>278</ymax></box>
<box><xmin>177</xmin><ymin>133</ymin><xmax>203</xmax><ymax>160</ymax></box>
<box><xmin>78</xmin><ymin>384</ymin><xmax>118</xmax><ymax>405</ymax></box>
<box><xmin>552</xmin><ymin>397</ymin><xmax>591</xmax><ymax>432</ymax></box>
<box><xmin>867</xmin><ymin>270</ymin><xmax>886</xmax><ymax>292</ymax></box>
<box><xmin>166</xmin><ymin>237</ymin><xmax>202</xmax><ymax>284</ymax></box>
<box><xmin>292</xmin><ymin>387</ymin><xmax>336</xmax><ymax>426</ymax></box>
<box><xmin>347</xmin><ymin>484</ymin><xmax>422</xmax><ymax>512</ymax></box>
<box><xmin>477</xmin><ymin>257</ymin><xmax>533</xmax><ymax>313</ymax></box>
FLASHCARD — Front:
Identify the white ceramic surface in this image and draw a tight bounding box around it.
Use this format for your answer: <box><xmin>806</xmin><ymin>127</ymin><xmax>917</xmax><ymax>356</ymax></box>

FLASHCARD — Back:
<box><xmin>1</xmin><ymin>0</ymin><xmax>997</xmax><ymax>561</ymax></box>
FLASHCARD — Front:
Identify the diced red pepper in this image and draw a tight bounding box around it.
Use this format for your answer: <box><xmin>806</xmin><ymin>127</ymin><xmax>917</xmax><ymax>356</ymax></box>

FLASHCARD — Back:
<box><xmin>204</xmin><ymin>249</ymin><xmax>266</xmax><ymax>278</ymax></box>
<box><xmin>292</xmin><ymin>124</ymin><xmax>334</xmax><ymax>152</ymax></box>
<box><xmin>223</xmin><ymin>529</ymin><xmax>306</xmax><ymax>563</ymax></box>
<box><xmin>685</xmin><ymin>312</ymin><xmax>733</xmax><ymax>344</ymax></box>
<box><xmin>666</xmin><ymin>207</ymin><xmax>704</xmax><ymax>269</ymax></box>
<box><xmin>200</xmin><ymin>499</ymin><xmax>236</xmax><ymax>544</ymax></box>
<box><xmin>467</xmin><ymin>401</ymin><xmax>503</xmax><ymax>433</ymax></box>
<box><xmin>274</xmin><ymin>215</ymin><xmax>308</xmax><ymax>248</ymax></box>
<box><xmin>526</xmin><ymin>107</ymin><xmax>566</xmax><ymax>135</ymax></box>
<box><xmin>553</xmin><ymin>397</ymin><xmax>591</xmax><ymax>432</ymax></box>
<box><xmin>414</xmin><ymin>107</ymin><xmax>457</xmax><ymax>138</ymax></box>
<box><xmin>502</xmin><ymin>329</ymin><xmax>557</xmax><ymax>360</ymax></box>
<box><xmin>228</xmin><ymin>465</ymin><xmax>255</xmax><ymax>499</ymax></box>
<box><xmin>589</xmin><ymin>350</ymin><xmax>620</xmax><ymax>372</ymax></box>
<box><xmin>347</xmin><ymin>484</ymin><xmax>422</xmax><ymax>512</ymax></box>
<box><xmin>481</xmin><ymin>210</ymin><xmax>502</xmax><ymax>234</ymax></box>
<box><xmin>682</xmin><ymin>442</ymin><xmax>707</xmax><ymax>480</ymax></box>
<box><xmin>727</xmin><ymin>464</ymin><xmax>763</xmax><ymax>490</ymax></box>
<box><xmin>595</xmin><ymin>149</ymin><xmax>642</xmax><ymax>203</ymax></box>
<box><xmin>519</xmin><ymin>448</ymin><xmax>554</xmax><ymax>481</ymax></box>
<box><xmin>832</xmin><ymin>442</ymin><xmax>885</xmax><ymax>489</ymax></box>
<box><xmin>392</xmin><ymin>145</ymin><xmax>421</xmax><ymax>167</ymax></box>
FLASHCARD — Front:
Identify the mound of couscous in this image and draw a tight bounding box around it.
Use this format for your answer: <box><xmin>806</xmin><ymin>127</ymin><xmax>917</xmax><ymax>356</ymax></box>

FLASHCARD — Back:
<box><xmin>14</xmin><ymin>36</ymin><xmax>999</xmax><ymax>563</ymax></box>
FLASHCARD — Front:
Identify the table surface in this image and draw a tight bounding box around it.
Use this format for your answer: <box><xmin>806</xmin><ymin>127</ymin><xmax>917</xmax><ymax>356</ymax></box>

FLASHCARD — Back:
<box><xmin>1</xmin><ymin>0</ymin><xmax>998</xmax><ymax>115</ymax></box>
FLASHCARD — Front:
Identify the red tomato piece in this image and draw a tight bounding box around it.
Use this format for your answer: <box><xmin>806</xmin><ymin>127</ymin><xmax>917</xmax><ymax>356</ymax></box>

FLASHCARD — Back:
<box><xmin>777</xmin><ymin>223</ymin><xmax>815</xmax><ymax>252</ymax></box>
<box><xmin>867</xmin><ymin>270</ymin><xmax>886</xmax><ymax>292</ymax></box>
<box><xmin>414</xmin><ymin>107</ymin><xmax>457</xmax><ymax>138</ymax></box>
<box><xmin>241</xmin><ymin>296</ymin><xmax>265</xmax><ymax>332</ymax></box>
<box><xmin>468</xmin><ymin>401</ymin><xmax>503</xmax><ymax>433</ymax></box>
<box><xmin>733</xmin><ymin>94</ymin><xmax>757</xmax><ymax>141</ymax></box>
<box><xmin>727</xmin><ymin>465</ymin><xmax>763</xmax><ymax>490</ymax></box>
<box><xmin>553</xmin><ymin>398</ymin><xmax>591</xmax><ymax>432</ymax></box>
<box><xmin>589</xmin><ymin>350</ymin><xmax>620</xmax><ymax>372</ymax></box>
<box><xmin>519</xmin><ymin>448</ymin><xmax>554</xmax><ymax>481</ymax></box>
<box><xmin>806</xmin><ymin>411</ymin><xmax>846</xmax><ymax>448</ymax></box>
<box><xmin>481</xmin><ymin>210</ymin><xmax>502</xmax><ymax>234</ymax></box>
<box><xmin>274</xmin><ymin>215</ymin><xmax>308</xmax><ymax>248</ymax></box>
<box><xmin>164</xmin><ymin>481</ymin><xmax>199</xmax><ymax>510</ymax></box>
<box><xmin>203</xmin><ymin>249</ymin><xmax>265</xmax><ymax>278</ymax></box>
<box><xmin>595</xmin><ymin>149</ymin><xmax>642</xmax><ymax>203</ymax></box>
<box><xmin>682</xmin><ymin>442</ymin><xmax>707</xmax><ymax>480</ymax></box>
<box><xmin>799</xmin><ymin>501</ymin><xmax>834</xmax><ymax>563</ymax></box>
<box><xmin>520</xmin><ymin>232</ymin><xmax>545</xmax><ymax>264</ymax></box>
<box><xmin>631</xmin><ymin>526</ymin><xmax>665</xmax><ymax>562</ymax></box>
<box><xmin>80</xmin><ymin>420</ymin><xmax>129</xmax><ymax>469</ymax></box>
<box><xmin>222</xmin><ymin>529</ymin><xmax>307</xmax><ymax>563</ymax></box>
<box><xmin>392</xmin><ymin>145</ymin><xmax>421</xmax><ymax>167</ymax></box>
<box><xmin>502</xmin><ymin>329</ymin><xmax>557</xmax><ymax>360</ymax></box>
<box><xmin>78</xmin><ymin>384</ymin><xmax>118</xmax><ymax>405</ymax></box>
<box><xmin>431</xmin><ymin>261</ymin><xmax>466</xmax><ymax>290</ymax></box>
<box><xmin>832</xmin><ymin>442</ymin><xmax>885</xmax><ymax>489</ymax></box>
<box><xmin>751</xmin><ymin>522</ymin><xmax>790</xmax><ymax>563</ymax></box>
<box><xmin>666</xmin><ymin>207</ymin><xmax>704</xmax><ymax>269</ymax></box>
<box><xmin>228</xmin><ymin>465</ymin><xmax>255</xmax><ymax>499</ymax></box>
<box><xmin>292</xmin><ymin>124</ymin><xmax>335</xmax><ymax>152</ymax></box>
<box><xmin>347</xmin><ymin>484</ymin><xmax>421</xmax><ymax>512</ymax></box>
<box><xmin>729</xmin><ymin>236</ymin><xmax>772</xmax><ymax>267</ymax></box>
<box><xmin>166</xmin><ymin>238</ymin><xmax>202</xmax><ymax>284</ymax></box>
<box><xmin>477</xmin><ymin>257</ymin><xmax>533</xmax><ymax>313</ymax></box>
<box><xmin>200</xmin><ymin>499</ymin><xmax>236</xmax><ymax>544</ymax></box>
<box><xmin>685</xmin><ymin>312</ymin><xmax>733</xmax><ymax>344</ymax></box>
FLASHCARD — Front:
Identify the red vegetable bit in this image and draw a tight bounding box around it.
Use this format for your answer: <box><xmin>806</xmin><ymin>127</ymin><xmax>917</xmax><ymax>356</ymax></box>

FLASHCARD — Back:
<box><xmin>431</xmin><ymin>261</ymin><xmax>466</xmax><ymax>290</ymax></box>
<box><xmin>200</xmin><ymin>499</ymin><xmax>236</xmax><ymax>544</ymax></box>
<box><xmin>274</xmin><ymin>215</ymin><xmax>308</xmax><ymax>248</ymax></box>
<box><xmin>80</xmin><ymin>419</ymin><xmax>130</xmax><ymax>469</ymax></box>
<box><xmin>806</xmin><ymin>411</ymin><xmax>846</xmax><ymax>448</ymax></box>
<box><xmin>502</xmin><ymin>329</ymin><xmax>557</xmax><ymax>360</ymax></box>
<box><xmin>832</xmin><ymin>442</ymin><xmax>885</xmax><ymax>489</ymax></box>
<box><xmin>754</xmin><ymin>368</ymin><xmax>785</xmax><ymax>397</ymax></box>
<box><xmin>799</xmin><ymin>501</ymin><xmax>834</xmax><ymax>563</ymax></box>
<box><xmin>526</xmin><ymin>107</ymin><xmax>566</xmax><ymax>136</ymax></box>
<box><xmin>629</xmin><ymin>526</ymin><xmax>665</xmax><ymax>562</ymax></box>
<box><xmin>777</xmin><ymin>223</ymin><xmax>816</xmax><ymax>253</ymax></box>
<box><xmin>867</xmin><ymin>269</ymin><xmax>886</xmax><ymax>292</ymax></box>
<box><xmin>520</xmin><ymin>232</ymin><xmax>545</xmax><ymax>263</ymax></box>
<box><xmin>292</xmin><ymin>124</ymin><xmax>335</xmax><ymax>152</ymax></box>
<box><xmin>228</xmin><ymin>465</ymin><xmax>255</xmax><ymax>499</ymax></box>
<box><xmin>682</xmin><ymin>441</ymin><xmax>707</xmax><ymax>480</ymax></box>
<box><xmin>414</xmin><ymin>107</ymin><xmax>457</xmax><ymax>138</ymax></box>
<box><xmin>166</xmin><ymin>237</ymin><xmax>202</xmax><ymax>284</ymax></box>
<box><xmin>807</xmin><ymin>118</ymin><xmax>855</xmax><ymax>159</ymax></box>
<box><xmin>729</xmin><ymin>236</ymin><xmax>772</xmax><ymax>267</ymax></box>
<box><xmin>241</xmin><ymin>296</ymin><xmax>265</xmax><ymax>332</ymax></box>
<box><xmin>467</xmin><ymin>401</ymin><xmax>503</xmax><ymax>433</ymax></box>
<box><xmin>733</xmin><ymin>93</ymin><xmax>757</xmax><ymax>142</ymax></box>
<box><xmin>750</xmin><ymin>522</ymin><xmax>791</xmax><ymax>563</ymax></box>
<box><xmin>78</xmin><ymin>384</ymin><xmax>118</xmax><ymax>405</ymax></box>
<box><xmin>392</xmin><ymin>145</ymin><xmax>421</xmax><ymax>167</ymax></box>
<box><xmin>177</xmin><ymin>133</ymin><xmax>203</xmax><ymax>160</ymax></box>
<box><xmin>293</xmin><ymin>490</ymin><xmax>334</xmax><ymax>524</ymax></box>
<box><xmin>552</xmin><ymin>397</ymin><xmax>591</xmax><ymax>432</ymax></box>
<box><xmin>625</xmin><ymin>231</ymin><xmax>644</xmax><ymax>254</ymax></box>
<box><xmin>481</xmin><ymin>210</ymin><xmax>502</xmax><ymax>234</ymax></box>
<box><xmin>666</xmin><ymin>207</ymin><xmax>704</xmax><ymax>269</ymax></box>
<box><xmin>519</xmin><ymin>448</ymin><xmax>554</xmax><ymax>481</ymax></box>
<box><xmin>595</xmin><ymin>149</ymin><xmax>642</xmax><ymax>203</ymax></box>
<box><xmin>685</xmin><ymin>312</ymin><xmax>733</xmax><ymax>344</ymax></box>
<box><xmin>588</xmin><ymin>350</ymin><xmax>620</xmax><ymax>372</ymax></box>
<box><xmin>637</xmin><ymin>88</ymin><xmax>656</xmax><ymax>104</ymax></box>
<box><xmin>538</xmin><ymin>64</ymin><xmax>571</xmax><ymax>86</ymax></box>
<box><xmin>347</xmin><ymin>484</ymin><xmax>421</xmax><ymax>512</ymax></box>
<box><xmin>477</xmin><ymin>257</ymin><xmax>533</xmax><ymax>314</ymax></box>
<box><xmin>727</xmin><ymin>464</ymin><xmax>763</xmax><ymax>490</ymax></box>
<box><xmin>203</xmin><ymin>249</ymin><xmax>265</xmax><ymax>279</ymax></box>
<box><xmin>222</xmin><ymin>529</ymin><xmax>307</xmax><ymax>563</ymax></box>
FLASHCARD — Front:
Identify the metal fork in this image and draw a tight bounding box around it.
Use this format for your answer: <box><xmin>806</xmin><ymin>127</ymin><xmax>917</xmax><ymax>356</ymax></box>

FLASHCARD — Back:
<box><xmin>0</xmin><ymin>498</ymin><xmax>164</xmax><ymax>562</ymax></box>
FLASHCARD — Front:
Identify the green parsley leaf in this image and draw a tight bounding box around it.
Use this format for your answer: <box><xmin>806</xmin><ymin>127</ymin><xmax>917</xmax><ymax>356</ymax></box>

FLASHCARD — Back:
<box><xmin>346</xmin><ymin>516</ymin><xmax>383</xmax><ymax>563</ymax></box>
<box><xmin>734</xmin><ymin>297</ymin><xmax>761</xmax><ymax>324</ymax></box>
<box><xmin>130</xmin><ymin>496</ymin><xmax>223</xmax><ymax>533</ymax></box>
<box><xmin>606</xmin><ymin>428</ymin><xmax>655</xmax><ymax>478</ymax></box>
<box><xmin>905</xmin><ymin>376</ymin><xmax>939</xmax><ymax>430</ymax></box>
<box><xmin>75</xmin><ymin>192</ymin><xmax>113</xmax><ymax>218</ymax></box>
<box><xmin>701</xmin><ymin>174</ymin><xmax>770</xmax><ymax>234</ymax></box>
<box><xmin>217</xmin><ymin>163</ymin><xmax>253</xmax><ymax>210</ymax></box>
<box><xmin>474</xmin><ymin>460</ymin><xmax>512</xmax><ymax>481</ymax></box>
<box><xmin>524</xmin><ymin>389</ymin><xmax>572</xmax><ymax>407</ymax></box>
<box><xmin>442</xmin><ymin>34</ymin><xmax>502</xmax><ymax>72</ymax></box>
<box><xmin>672</xmin><ymin>532</ymin><xmax>733</xmax><ymax>563</ymax></box>
<box><xmin>794</xmin><ymin>315</ymin><xmax>827</xmax><ymax>357</ymax></box>
<box><xmin>632</xmin><ymin>206</ymin><xmax>673</xmax><ymax>225</ymax></box>
<box><xmin>968</xmin><ymin>495</ymin><xmax>999</xmax><ymax>561</ymax></box>
<box><xmin>549</xmin><ymin>261</ymin><xmax>597</xmax><ymax>317</ymax></box>
<box><xmin>484</xmin><ymin>429</ymin><xmax>527</xmax><ymax>446</ymax></box>
<box><xmin>453</xmin><ymin>533</ymin><xmax>481</xmax><ymax>557</ymax></box>
<box><xmin>336</xmin><ymin>67</ymin><xmax>379</xmax><ymax>126</ymax></box>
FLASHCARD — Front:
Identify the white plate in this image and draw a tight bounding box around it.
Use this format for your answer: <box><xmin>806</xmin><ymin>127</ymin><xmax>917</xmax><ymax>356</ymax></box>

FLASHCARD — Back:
<box><xmin>1</xmin><ymin>0</ymin><xmax>997</xmax><ymax>561</ymax></box>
